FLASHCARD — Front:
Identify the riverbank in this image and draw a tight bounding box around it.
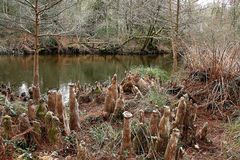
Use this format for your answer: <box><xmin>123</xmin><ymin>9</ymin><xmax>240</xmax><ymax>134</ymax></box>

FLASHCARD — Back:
<box><xmin>0</xmin><ymin>46</ymin><xmax>170</xmax><ymax>56</ymax></box>
<box><xmin>0</xmin><ymin>65</ymin><xmax>239</xmax><ymax>159</ymax></box>
<box><xmin>0</xmin><ymin>35</ymin><xmax>171</xmax><ymax>56</ymax></box>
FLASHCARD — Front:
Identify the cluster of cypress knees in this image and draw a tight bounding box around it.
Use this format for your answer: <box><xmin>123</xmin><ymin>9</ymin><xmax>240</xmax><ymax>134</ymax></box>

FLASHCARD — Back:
<box><xmin>0</xmin><ymin>73</ymin><xmax>209</xmax><ymax>160</ymax></box>
<box><xmin>104</xmin><ymin>73</ymin><xmax>209</xmax><ymax>160</ymax></box>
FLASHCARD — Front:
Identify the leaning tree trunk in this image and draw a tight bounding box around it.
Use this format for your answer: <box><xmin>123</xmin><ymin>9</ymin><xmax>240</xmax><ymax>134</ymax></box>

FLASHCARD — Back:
<box><xmin>33</xmin><ymin>0</ymin><xmax>41</xmax><ymax>103</ymax></box>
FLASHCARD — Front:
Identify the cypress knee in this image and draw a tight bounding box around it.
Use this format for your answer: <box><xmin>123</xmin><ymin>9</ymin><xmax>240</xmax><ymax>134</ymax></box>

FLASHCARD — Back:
<box><xmin>28</xmin><ymin>99</ymin><xmax>36</xmax><ymax>121</ymax></box>
<box><xmin>104</xmin><ymin>87</ymin><xmax>115</xmax><ymax>115</ymax></box>
<box><xmin>69</xmin><ymin>83</ymin><xmax>81</xmax><ymax>131</ymax></box>
<box><xmin>111</xmin><ymin>74</ymin><xmax>118</xmax><ymax>101</ymax></box>
<box><xmin>55</xmin><ymin>92</ymin><xmax>64</xmax><ymax>122</ymax></box>
<box><xmin>113</xmin><ymin>94</ymin><xmax>125</xmax><ymax>120</ymax></box>
<box><xmin>150</xmin><ymin>110</ymin><xmax>160</xmax><ymax>136</ymax></box>
<box><xmin>2</xmin><ymin>115</ymin><xmax>13</xmax><ymax>139</ymax></box>
<box><xmin>47</xmin><ymin>90</ymin><xmax>57</xmax><ymax>113</ymax></box>
<box><xmin>164</xmin><ymin>128</ymin><xmax>180</xmax><ymax>160</ymax></box>
<box><xmin>36</xmin><ymin>99</ymin><xmax>48</xmax><ymax>121</ymax></box>
<box><xmin>156</xmin><ymin>106</ymin><xmax>171</xmax><ymax>154</ymax></box>
<box><xmin>0</xmin><ymin>137</ymin><xmax>5</xmax><ymax>159</ymax></box>
<box><xmin>45</xmin><ymin>111</ymin><xmax>61</xmax><ymax>145</ymax></box>
<box><xmin>182</xmin><ymin>99</ymin><xmax>196</xmax><ymax>144</ymax></box>
<box><xmin>55</xmin><ymin>92</ymin><xmax>70</xmax><ymax>135</ymax></box>
<box><xmin>120</xmin><ymin>111</ymin><xmax>134</xmax><ymax>160</ymax></box>
<box><xmin>173</xmin><ymin>97</ymin><xmax>186</xmax><ymax>130</ymax></box>
<box><xmin>77</xmin><ymin>140</ymin><xmax>88</xmax><ymax>160</ymax></box>
<box><xmin>139</xmin><ymin>109</ymin><xmax>145</xmax><ymax>123</ymax></box>
<box><xmin>19</xmin><ymin>113</ymin><xmax>31</xmax><ymax>142</ymax></box>
<box><xmin>196</xmin><ymin>122</ymin><xmax>208</xmax><ymax>141</ymax></box>
<box><xmin>32</xmin><ymin>84</ymin><xmax>40</xmax><ymax>104</ymax></box>
<box><xmin>32</xmin><ymin>121</ymin><xmax>42</xmax><ymax>144</ymax></box>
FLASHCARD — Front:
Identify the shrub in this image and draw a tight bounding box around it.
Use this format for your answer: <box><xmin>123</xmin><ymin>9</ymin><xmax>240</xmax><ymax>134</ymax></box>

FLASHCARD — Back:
<box><xmin>184</xmin><ymin>43</ymin><xmax>240</xmax><ymax>105</ymax></box>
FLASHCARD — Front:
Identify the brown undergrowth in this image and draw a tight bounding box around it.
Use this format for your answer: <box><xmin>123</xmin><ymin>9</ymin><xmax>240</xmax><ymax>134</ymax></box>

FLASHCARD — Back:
<box><xmin>0</xmin><ymin>58</ymin><xmax>239</xmax><ymax>159</ymax></box>
<box><xmin>182</xmin><ymin>43</ymin><xmax>240</xmax><ymax>107</ymax></box>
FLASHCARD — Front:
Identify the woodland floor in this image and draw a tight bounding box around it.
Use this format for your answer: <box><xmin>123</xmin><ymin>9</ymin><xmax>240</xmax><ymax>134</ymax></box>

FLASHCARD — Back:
<box><xmin>0</xmin><ymin>69</ymin><xmax>239</xmax><ymax>160</ymax></box>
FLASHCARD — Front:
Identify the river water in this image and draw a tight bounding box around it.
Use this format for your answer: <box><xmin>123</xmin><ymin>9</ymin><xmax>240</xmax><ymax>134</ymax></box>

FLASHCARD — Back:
<box><xmin>0</xmin><ymin>55</ymin><xmax>172</xmax><ymax>102</ymax></box>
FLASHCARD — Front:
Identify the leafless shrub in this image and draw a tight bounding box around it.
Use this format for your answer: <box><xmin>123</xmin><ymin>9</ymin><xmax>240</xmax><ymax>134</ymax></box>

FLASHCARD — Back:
<box><xmin>184</xmin><ymin>43</ymin><xmax>240</xmax><ymax>106</ymax></box>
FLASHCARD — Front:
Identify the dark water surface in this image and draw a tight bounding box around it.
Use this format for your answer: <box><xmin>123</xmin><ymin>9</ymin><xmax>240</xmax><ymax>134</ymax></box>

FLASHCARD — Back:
<box><xmin>0</xmin><ymin>55</ymin><xmax>172</xmax><ymax>102</ymax></box>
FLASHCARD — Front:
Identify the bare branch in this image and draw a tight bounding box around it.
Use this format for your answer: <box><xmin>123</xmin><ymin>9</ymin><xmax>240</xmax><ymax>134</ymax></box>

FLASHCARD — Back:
<box><xmin>39</xmin><ymin>0</ymin><xmax>63</xmax><ymax>15</ymax></box>
<box><xmin>16</xmin><ymin>0</ymin><xmax>35</xmax><ymax>9</ymax></box>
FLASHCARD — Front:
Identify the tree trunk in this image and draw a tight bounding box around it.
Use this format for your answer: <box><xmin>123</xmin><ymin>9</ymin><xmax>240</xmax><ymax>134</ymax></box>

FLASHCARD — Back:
<box><xmin>33</xmin><ymin>0</ymin><xmax>41</xmax><ymax>103</ymax></box>
<box><xmin>169</xmin><ymin>0</ymin><xmax>180</xmax><ymax>72</ymax></box>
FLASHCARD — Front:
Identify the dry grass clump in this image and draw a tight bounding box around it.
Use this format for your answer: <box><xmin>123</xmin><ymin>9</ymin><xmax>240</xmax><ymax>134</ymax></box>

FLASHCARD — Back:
<box><xmin>183</xmin><ymin>43</ymin><xmax>240</xmax><ymax>106</ymax></box>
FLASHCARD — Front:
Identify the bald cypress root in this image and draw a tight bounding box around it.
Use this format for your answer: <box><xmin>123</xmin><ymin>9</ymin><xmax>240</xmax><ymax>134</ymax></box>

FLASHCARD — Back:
<box><xmin>150</xmin><ymin>110</ymin><xmax>160</xmax><ymax>136</ymax></box>
<box><xmin>104</xmin><ymin>74</ymin><xmax>118</xmax><ymax>116</ymax></box>
<box><xmin>164</xmin><ymin>128</ymin><xmax>180</xmax><ymax>160</ymax></box>
<box><xmin>55</xmin><ymin>92</ymin><xmax>64</xmax><ymax>122</ymax></box>
<box><xmin>110</xmin><ymin>74</ymin><xmax>118</xmax><ymax>101</ymax></box>
<box><xmin>196</xmin><ymin>122</ymin><xmax>208</xmax><ymax>141</ymax></box>
<box><xmin>139</xmin><ymin>109</ymin><xmax>145</xmax><ymax>123</ymax></box>
<box><xmin>45</xmin><ymin>111</ymin><xmax>61</xmax><ymax>145</ymax></box>
<box><xmin>120</xmin><ymin>111</ymin><xmax>134</xmax><ymax>160</ymax></box>
<box><xmin>69</xmin><ymin>84</ymin><xmax>81</xmax><ymax>131</ymax></box>
<box><xmin>173</xmin><ymin>97</ymin><xmax>187</xmax><ymax>130</ymax></box>
<box><xmin>32</xmin><ymin>121</ymin><xmax>42</xmax><ymax>144</ymax></box>
<box><xmin>77</xmin><ymin>140</ymin><xmax>88</xmax><ymax>160</ymax></box>
<box><xmin>0</xmin><ymin>137</ymin><xmax>5</xmax><ymax>159</ymax></box>
<box><xmin>36</xmin><ymin>99</ymin><xmax>48</xmax><ymax>122</ymax></box>
<box><xmin>2</xmin><ymin>115</ymin><xmax>13</xmax><ymax>139</ymax></box>
<box><xmin>47</xmin><ymin>90</ymin><xmax>57</xmax><ymax>113</ymax></box>
<box><xmin>28</xmin><ymin>100</ymin><xmax>36</xmax><ymax>121</ymax></box>
<box><xmin>104</xmin><ymin>87</ymin><xmax>116</xmax><ymax>115</ymax></box>
<box><xmin>32</xmin><ymin>85</ymin><xmax>40</xmax><ymax>104</ymax></box>
<box><xmin>156</xmin><ymin>106</ymin><xmax>171</xmax><ymax>154</ymax></box>
<box><xmin>112</xmin><ymin>94</ymin><xmax>125</xmax><ymax>120</ymax></box>
<box><xmin>19</xmin><ymin>113</ymin><xmax>32</xmax><ymax>142</ymax></box>
<box><xmin>182</xmin><ymin>98</ymin><xmax>197</xmax><ymax>145</ymax></box>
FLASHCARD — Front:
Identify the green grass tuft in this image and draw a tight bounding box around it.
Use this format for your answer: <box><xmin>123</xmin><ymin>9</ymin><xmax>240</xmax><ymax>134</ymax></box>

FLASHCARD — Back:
<box><xmin>90</xmin><ymin>123</ymin><xmax>121</xmax><ymax>149</ymax></box>
<box><xmin>227</xmin><ymin>121</ymin><xmax>240</xmax><ymax>147</ymax></box>
<box><xmin>146</xmin><ymin>87</ymin><xmax>167</xmax><ymax>107</ymax></box>
<box><xmin>131</xmin><ymin>66</ymin><xmax>169</xmax><ymax>82</ymax></box>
